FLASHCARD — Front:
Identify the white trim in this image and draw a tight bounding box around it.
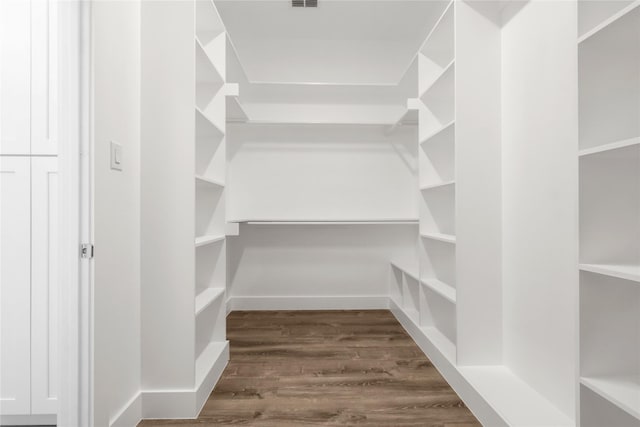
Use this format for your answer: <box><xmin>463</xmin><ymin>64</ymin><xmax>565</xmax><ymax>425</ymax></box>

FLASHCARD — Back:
<box><xmin>109</xmin><ymin>392</ymin><xmax>142</xmax><ymax>427</ymax></box>
<box><xmin>0</xmin><ymin>414</ymin><xmax>57</xmax><ymax>426</ymax></box>
<box><xmin>227</xmin><ymin>295</ymin><xmax>390</xmax><ymax>311</ymax></box>
<box><xmin>140</xmin><ymin>343</ymin><xmax>229</xmax><ymax>420</ymax></box>
<box><xmin>57</xmin><ymin>1</ymin><xmax>93</xmax><ymax>426</ymax></box>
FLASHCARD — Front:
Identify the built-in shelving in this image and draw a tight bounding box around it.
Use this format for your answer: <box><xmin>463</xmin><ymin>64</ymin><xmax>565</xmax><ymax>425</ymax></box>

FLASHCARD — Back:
<box><xmin>195</xmin><ymin>175</ymin><xmax>225</xmax><ymax>188</ymax></box>
<box><xmin>195</xmin><ymin>106</ymin><xmax>224</xmax><ymax>138</ymax></box>
<box><xmin>420</xmin><ymin>231</ymin><xmax>456</xmax><ymax>244</ymax></box>
<box><xmin>420</xmin><ymin>60</ymin><xmax>454</xmax><ymax>100</ymax></box>
<box><xmin>195</xmin><ymin>234</ymin><xmax>225</xmax><ymax>248</ymax></box>
<box><xmin>580</xmin><ymin>263</ymin><xmax>640</xmax><ymax>283</ymax></box>
<box><xmin>421</xmin><ymin>326</ymin><xmax>455</xmax><ymax>364</ymax></box>
<box><xmin>195</xmin><ymin>341</ymin><xmax>227</xmax><ymax>386</ymax></box>
<box><xmin>581</xmin><ymin>375</ymin><xmax>640</xmax><ymax>420</ymax></box>
<box><xmin>421</xmin><ymin>278</ymin><xmax>456</xmax><ymax>304</ymax></box>
<box><xmin>420</xmin><ymin>181</ymin><xmax>455</xmax><ymax>191</ymax></box>
<box><xmin>226</xmin><ymin>95</ymin><xmax>248</xmax><ymax>123</ymax></box>
<box><xmin>578</xmin><ymin>0</ymin><xmax>639</xmax><ymax>43</ymax></box>
<box><xmin>420</xmin><ymin>120</ymin><xmax>455</xmax><ymax>146</ymax></box>
<box><xmin>195</xmin><ymin>287</ymin><xmax>225</xmax><ymax>316</ymax></box>
<box><xmin>578</xmin><ymin>137</ymin><xmax>640</xmax><ymax>157</ymax></box>
<box><xmin>231</xmin><ymin>219</ymin><xmax>420</xmax><ymax>225</ymax></box>
<box><xmin>578</xmin><ymin>2</ymin><xmax>640</xmax><ymax>424</ymax></box>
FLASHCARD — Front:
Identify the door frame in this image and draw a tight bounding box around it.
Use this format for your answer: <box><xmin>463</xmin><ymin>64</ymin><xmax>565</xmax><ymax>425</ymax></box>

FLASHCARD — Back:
<box><xmin>57</xmin><ymin>0</ymin><xmax>93</xmax><ymax>426</ymax></box>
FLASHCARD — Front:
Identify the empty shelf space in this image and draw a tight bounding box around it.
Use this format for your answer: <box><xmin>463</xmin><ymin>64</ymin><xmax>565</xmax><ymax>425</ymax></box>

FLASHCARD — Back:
<box><xmin>195</xmin><ymin>341</ymin><xmax>227</xmax><ymax>387</ymax></box>
<box><xmin>420</xmin><ymin>180</ymin><xmax>455</xmax><ymax>191</ymax></box>
<box><xmin>579</xmin><ymin>137</ymin><xmax>640</xmax><ymax>157</ymax></box>
<box><xmin>420</xmin><ymin>120</ymin><xmax>455</xmax><ymax>145</ymax></box>
<box><xmin>195</xmin><ymin>106</ymin><xmax>225</xmax><ymax>138</ymax></box>
<box><xmin>459</xmin><ymin>366</ymin><xmax>574</xmax><ymax>427</ymax></box>
<box><xmin>578</xmin><ymin>1</ymin><xmax>640</xmax><ymax>44</ymax></box>
<box><xmin>420</xmin><ymin>60</ymin><xmax>455</xmax><ymax>99</ymax></box>
<box><xmin>581</xmin><ymin>375</ymin><xmax>640</xmax><ymax>420</ymax></box>
<box><xmin>195</xmin><ymin>287</ymin><xmax>225</xmax><ymax>316</ymax></box>
<box><xmin>195</xmin><ymin>36</ymin><xmax>224</xmax><ymax>85</ymax></box>
<box><xmin>421</xmin><ymin>326</ymin><xmax>456</xmax><ymax>364</ymax></box>
<box><xmin>196</xmin><ymin>175</ymin><xmax>225</xmax><ymax>187</ymax></box>
<box><xmin>195</xmin><ymin>234</ymin><xmax>225</xmax><ymax>247</ymax></box>
<box><xmin>580</xmin><ymin>263</ymin><xmax>640</xmax><ymax>283</ymax></box>
<box><xmin>421</xmin><ymin>231</ymin><xmax>456</xmax><ymax>244</ymax></box>
<box><xmin>421</xmin><ymin>278</ymin><xmax>456</xmax><ymax>304</ymax></box>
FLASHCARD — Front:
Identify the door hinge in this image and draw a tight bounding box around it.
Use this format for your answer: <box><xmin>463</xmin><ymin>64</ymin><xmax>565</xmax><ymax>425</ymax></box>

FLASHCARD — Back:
<box><xmin>80</xmin><ymin>243</ymin><xmax>94</xmax><ymax>259</ymax></box>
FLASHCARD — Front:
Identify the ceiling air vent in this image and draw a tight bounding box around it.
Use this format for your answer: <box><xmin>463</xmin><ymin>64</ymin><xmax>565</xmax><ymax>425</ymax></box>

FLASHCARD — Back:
<box><xmin>292</xmin><ymin>0</ymin><xmax>317</xmax><ymax>7</ymax></box>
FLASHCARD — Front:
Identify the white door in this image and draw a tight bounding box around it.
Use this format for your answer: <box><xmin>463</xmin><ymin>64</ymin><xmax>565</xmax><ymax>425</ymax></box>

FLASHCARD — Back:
<box><xmin>0</xmin><ymin>156</ymin><xmax>32</xmax><ymax>415</ymax></box>
<box><xmin>0</xmin><ymin>0</ymin><xmax>31</xmax><ymax>155</ymax></box>
<box><xmin>30</xmin><ymin>157</ymin><xmax>59</xmax><ymax>414</ymax></box>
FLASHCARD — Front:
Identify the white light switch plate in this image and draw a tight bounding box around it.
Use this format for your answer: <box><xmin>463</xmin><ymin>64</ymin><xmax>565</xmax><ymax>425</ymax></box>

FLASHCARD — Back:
<box><xmin>110</xmin><ymin>141</ymin><xmax>123</xmax><ymax>171</ymax></box>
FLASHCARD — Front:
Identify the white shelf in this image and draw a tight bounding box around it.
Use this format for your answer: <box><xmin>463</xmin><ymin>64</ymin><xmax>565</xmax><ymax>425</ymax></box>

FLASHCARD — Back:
<box><xmin>195</xmin><ymin>341</ymin><xmax>227</xmax><ymax>387</ymax></box>
<box><xmin>195</xmin><ymin>287</ymin><xmax>225</xmax><ymax>316</ymax></box>
<box><xmin>390</xmin><ymin>258</ymin><xmax>420</xmax><ymax>282</ymax></box>
<box><xmin>579</xmin><ymin>137</ymin><xmax>640</xmax><ymax>157</ymax></box>
<box><xmin>226</xmin><ymin>95</ymin><xmax>248</xmax><ymax>123</ymax></box>
<box><xmin>195</xmin><ymin>106</ymin><xmax>224</xmax><ymax>138</ymax></box>
<box><xmin>581</xmin><ymin>375</ymin><xmax>640</xmax><ymax>420</ymax></box>
<box><xmin>195</xmin><ymin>35</ymin><xmax>224</xmax><ymax>85</ymax></box>
<box><xmin>420</xmin><ymin>60</ymin><xmax>455</xmax><ymax>99</ymax></box>
<box><xmin>195</xmin><ymin>234</ymin><xmax>225</xmax><ymax>248</ymax></box>
<box><xmin>420</xmin><ymin>180</ymin><xmax>455</xmax><ymax>191</ymax></box>
<box><xmin>195</xmin><ymin>175</ymin><xmax>225</xmax><ymax>188</ymax></box>
<box><xmin>230</xmin><ymin>219</ymin><xmax>419</xmax><ymax>225</ymax></box>
<box><xmin>578</xmin><ymin>1</ymin><xmax>640</xmax><ymax>44</ymax></box>
<box><xmin>580</xmin><ymin>263</ymin><xmax>640</xmax><ymax>283</ymax></box>
<box><xmin>420</xmin><ymin>120</ymin><xmax>455</xmax><ymax>145</ymax></box>
<box><xmin>228</xmin><ymin>120</ymin><xmax>400</xmax><ymax>127</ymax></box>
<box><xmin>421</xmin><ymin>278</ymin><xmax>456</xmax><ymax>304</ymax></box>
<box><xmin>421</xmin><ymin>326</ymin><xmax>456</xmax><ymax>364</ymax></box>
<box><xmin>421</xmin><ymin>231</ymin><xmax>456</xmax><ymax>244</ymax></box>
<box><xmin>459</xmin><ymin>366</ymin><xmax>574</xmax><ymax>427</ymax></box>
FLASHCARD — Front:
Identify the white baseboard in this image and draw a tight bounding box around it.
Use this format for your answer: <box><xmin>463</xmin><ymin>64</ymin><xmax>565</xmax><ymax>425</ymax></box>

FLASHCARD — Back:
<box><xmin>389</xmin><ymin>299</ymin><xmax>507</xmax><ymax>427</ymax></box>
<box><xmin>141</xmin><ymin>342</ymin><xmax>229</xmax><ymax>421</ymax></box>
<box><xmin>110</xmin><ymin>391</ymin><xmax>142</xmax><ymax>427</ymax></box>
<box><xmin>227</xmin><ymin>295</ymin><xmax>390</xmax><ymax>311</ymax></box>
<box><xmin>0</xmin><ymin>414</ymin><xmax>56</xmax><ymax>426</ymax></box>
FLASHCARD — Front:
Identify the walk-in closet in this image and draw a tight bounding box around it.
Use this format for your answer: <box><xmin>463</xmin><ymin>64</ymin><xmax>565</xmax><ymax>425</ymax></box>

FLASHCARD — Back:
<box><xmin>0</xmin><ymin>0</ymin><xmax>638</xmax><ymax>426</ymax></box>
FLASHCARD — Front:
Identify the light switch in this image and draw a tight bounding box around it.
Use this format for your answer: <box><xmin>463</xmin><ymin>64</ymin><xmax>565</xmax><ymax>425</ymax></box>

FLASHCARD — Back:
<box><xmin>110</xmin><ymin>141</ymin><xmax>123</xmax><ymax>171</ymax></box>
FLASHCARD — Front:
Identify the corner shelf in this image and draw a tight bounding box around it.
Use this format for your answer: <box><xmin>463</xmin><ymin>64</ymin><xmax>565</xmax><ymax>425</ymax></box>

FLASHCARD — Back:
<box><xmin>196</xmin><ymin>175</ymin><xmax>225</xmax><ymax>188</ymax></box>
<box><xmin>578</xmin><ymin>1</ymin><xmax>640</xmax><ymax>44</ymax></box>
<box><xmin>195</xmin><ymin>234</ymin><xmax>225</xmax><ymax>248</ymax></box>
<box><xmin>420</xmin><ymin>120</ymin><xmax>455</xmax><ymax>145</ymax></box>
<box><xmin>420</xmin><ymin>180</ymin><xmax>455</xmax><ymax>191</ymax></box>
<box><xmin>578</xmin><ymin>137</ymin><xmax>640</xmax><ymax>157</ymax></box>
<box><xmin>421</xmin><ymin>278</ymin><xmax>456</xmax><ymax>304</ymax></box>
<box><xmin>195</xmin><ymin>287</ymin><xmax>225</xmax><ymax>316</ymax></box>
<box><xmin>580</xmin><ymin>375</ymin><xmax>640</xmax><ymax>420</ymax></box>
<box><xmin>580</xmin><ymin>263</ymin><xmax>640</xmax><ymax>283</ymax></box>
<box><xmin>420</xmin><ymin>231</ymin><xmax>456</xmax><ymax>244</ymax></box>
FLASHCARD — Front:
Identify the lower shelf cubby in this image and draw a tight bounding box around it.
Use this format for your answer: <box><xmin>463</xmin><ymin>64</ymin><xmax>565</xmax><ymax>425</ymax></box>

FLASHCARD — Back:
<box><xmin>196</xmin><ymin>238</ymin><xmax>226</xmax><ymax>294</ymax></box>
<box><xmin>195</xmin><ymin>293</ymin><xmax>226</xmax><ymax>360</ymax></box>
<box><xmin>419</xmin><ymin>284</ymin><xmax>456</xmax><ymax>347</ymax></box>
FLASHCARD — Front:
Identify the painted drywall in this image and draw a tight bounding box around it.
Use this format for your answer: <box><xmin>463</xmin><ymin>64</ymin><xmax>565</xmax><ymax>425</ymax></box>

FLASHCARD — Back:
<box><xmin>501</xmin><ymin>0</ymin><xmax>578</xmax><ymax>418</ymax></box>
<box><xmin>227</xmin><ymin>124</ymin><xmax>418</xmax><ymax>221</ymax></box>
<box><xmin>91</xmin><ymin>1</ymin><xmax>142</xmax><ymax>425</ymax></box>
<box><xmin>140</xmin><ymin>0</ymin><xmax>196</xmax><ymax>392</ymax></box>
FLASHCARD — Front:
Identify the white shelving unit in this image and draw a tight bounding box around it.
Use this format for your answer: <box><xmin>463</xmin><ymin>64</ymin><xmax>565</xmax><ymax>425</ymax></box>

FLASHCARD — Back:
<box><xmin>578</xmin><ymin>1</ymin><xmax>640</xmax><ymax>425</ymax></box>
<box><xmin>193</xmin><ymin>0</ymin><xmax>229</xmax><ymax>414</ymax></box>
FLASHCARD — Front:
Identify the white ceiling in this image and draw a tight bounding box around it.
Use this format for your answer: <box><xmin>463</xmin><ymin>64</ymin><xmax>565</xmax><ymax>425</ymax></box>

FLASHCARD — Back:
<box><xmin>216</xmin><ymin>0</ymin><xmax>448</xmax><ymax>85</ymax></box>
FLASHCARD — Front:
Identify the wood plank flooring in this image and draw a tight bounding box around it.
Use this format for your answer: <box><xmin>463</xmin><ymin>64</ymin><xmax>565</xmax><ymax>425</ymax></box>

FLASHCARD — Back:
<box><xmin>139</xmin><ymin>310</ymin><xmax>480</xmax><ymax>426</ymax></box>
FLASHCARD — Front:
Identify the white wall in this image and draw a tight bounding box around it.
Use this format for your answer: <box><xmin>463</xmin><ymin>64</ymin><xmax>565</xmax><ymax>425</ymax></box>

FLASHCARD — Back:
<box><xmin>501</xmin><ymin>0</ymin><xmax>578</xmax><ymax>418</ymax></box>
<box><xmin>228</xmin><ymin>225</ymin><xmax>418</xmax><ymax>308</ymax></box>
<box><xmin>140</xmin><ymin>0</ymin><xmax>196</xmax><ymax>392</ymax></box>
<box><xmin>91</xmin><ymin>1</ymin><xmax>142</xmax><ymax>425</ymax></box>
<box><xmin>227</xmin><ymin>124</ymin><xmax>418</xmax><ymax>221</ymax></box>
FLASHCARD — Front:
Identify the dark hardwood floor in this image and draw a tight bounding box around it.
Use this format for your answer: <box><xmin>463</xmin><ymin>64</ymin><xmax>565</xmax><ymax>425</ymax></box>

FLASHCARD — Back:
<box><xmin>139</xmin><ymin>310</ymin><xmax>480</xmax><ymax>426</ymax></box>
